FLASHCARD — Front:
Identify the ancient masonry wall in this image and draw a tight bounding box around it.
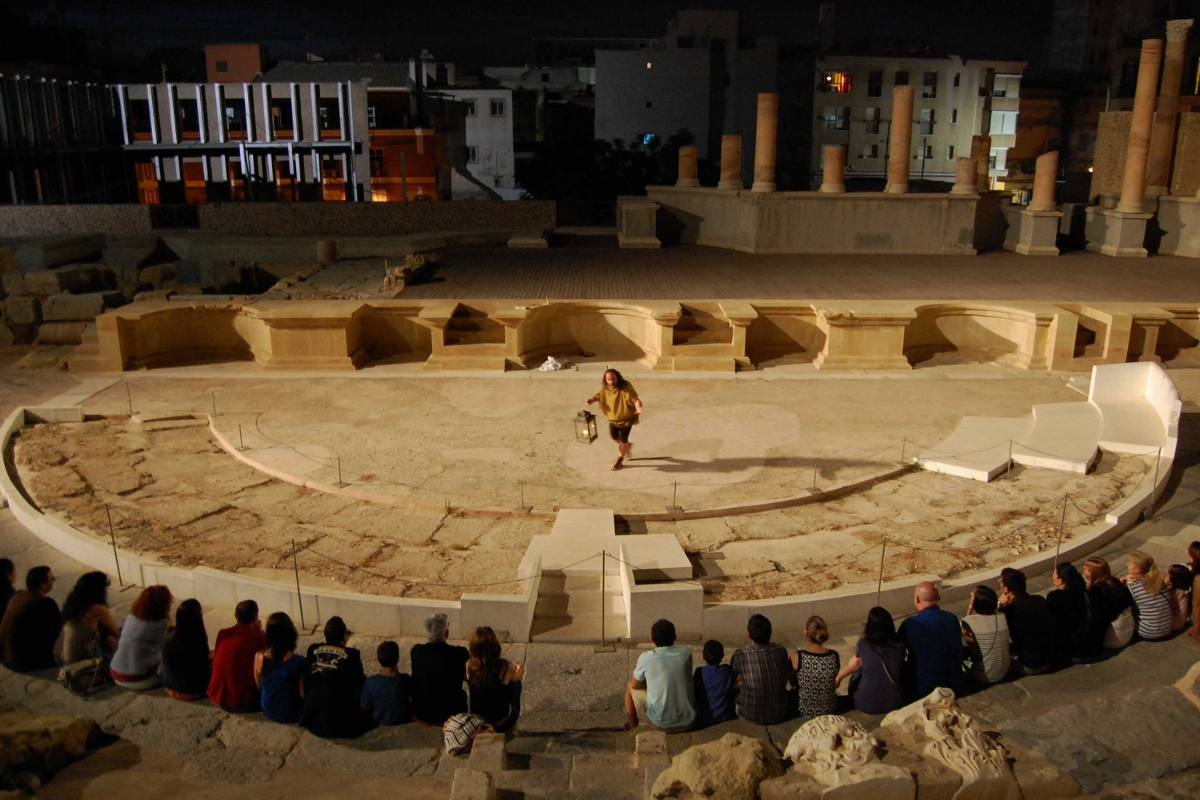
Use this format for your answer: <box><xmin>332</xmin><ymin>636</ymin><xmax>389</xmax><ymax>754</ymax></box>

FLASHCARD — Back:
<box><xmin>0</xmin><ymin>201</ymin><xmax>557</xmax><ymax>238</ymax></box>
<box><xmin>1089</xmin><ymin>111</ymin><xmax>1132</xmax><ymax>201</ymax></box>
<box><xmin>1171</xmin><ymin>112</ymin><xmax>1200</xmax><ymax>196</ymax></box>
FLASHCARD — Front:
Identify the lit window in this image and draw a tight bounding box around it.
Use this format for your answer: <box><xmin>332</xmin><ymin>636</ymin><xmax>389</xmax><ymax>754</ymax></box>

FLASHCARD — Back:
<box><xmin>367</xmin><ymin>106</ymin><xmax>377</xmax><ymax>128</ymax></box>
<box><xmin>989</xmin><ymin>110</ymin><xmax>1017</xmax><ymax>135</ymax></box>
<box><xmin>467</xmin><ymin>146</ymin><xmax>478</xmax><ymax>163</ymax></box>
<box><xmin>822</xmin><ymin>106</ymin><xmax>850</xmax><ymax>131</ymax></box>
<box><xmin>642</xmin><ymin>133</ymin><xmax>656</xmax><ymax>145</ymax></box>
<box><xmin>861</xmin><ymin>143</ymin><xmax>879</xmax><ymax>158</ymax></box>
<box><xmin>490</xmin><ymin>99</ymin><xmax>506</xmax><ymax>116</ymax></box>
<box><xmin>919</xmin><ymin>108</ymin><xmax>936</xmax><ymax>135</ymax></box>
<box><xmin>825</xmin><ymin>71</ymin><xmax>852</xmax><ymax>93</ymax></box>
<box><xmin>864</xmin><ymin>107</ymin><xmax>880</xmax><ymax>134</ymax></box>
<box><xmin>463</xmin><ymin>99</ymin><xmax>477</xmax><ymax>117</ymax></box>
<box><xmin>646</xmin><ymin>62</ymin><xmax>653</xmax><ymax>69</ymax></box>
<box><xmin>369</xmin><ymin>148</ymin><xmax>384</xmax><ymax>175</ymax></box>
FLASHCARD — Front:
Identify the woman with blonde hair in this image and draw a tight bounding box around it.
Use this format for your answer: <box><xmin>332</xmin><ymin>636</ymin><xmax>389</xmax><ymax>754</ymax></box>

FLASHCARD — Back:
<box><xmin>790</xmin><ymin>615</ymin><xmax>839</xmax><ymax>718</ymax></box>
<box><xmin>1083</xmin><ymin>557</ymin><xmax>1133</xmax><ymax>655</ymax></box>
<box><xmin>1124</xmin><ymin>550</ymin><xmax>1172</xmax><ymax>641</ymax></box>
<box><xmin>465</xmin><ymin>626</ymin><xmax>524</xmax><ymax>732</ymax></box>
<box><xmin>585</xmin><ymin>368</ymin><xmax>644</xmax><ymax>471</ymax></box>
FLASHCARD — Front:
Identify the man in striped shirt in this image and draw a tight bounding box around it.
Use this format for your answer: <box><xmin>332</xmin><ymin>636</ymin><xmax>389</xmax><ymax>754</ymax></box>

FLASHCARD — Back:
<box><xmin>730</xmin><ymin>614</ymin><xmax>794</xmax><ymax>725</ymax></box>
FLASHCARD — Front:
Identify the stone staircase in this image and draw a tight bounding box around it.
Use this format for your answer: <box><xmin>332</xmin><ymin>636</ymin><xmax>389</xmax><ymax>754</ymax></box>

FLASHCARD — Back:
<box><xmin>66</xmin><ymin>324</ymin><xmax>104</xmax><ymax>374</ymax></box>
<box><xmin>530</xmin><ymin>573</ymin><xmax>628</xmax><ymax>642</ymax></box>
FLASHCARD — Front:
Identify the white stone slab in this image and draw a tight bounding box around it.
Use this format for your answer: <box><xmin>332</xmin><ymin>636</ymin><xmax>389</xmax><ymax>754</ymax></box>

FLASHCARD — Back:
<box><xmin>1012</xmin><ymin>402</ymin><xmax>1101</xmax><ymax>473</ymax></box>
<box><xmin>917</xmin><ymin>417</ymin><xmax>1032</xmax><ymax>482</ymax></box>
<box><xmin>1094</xmin><ymin>399</ymin><xmax>1166</xmax><ymax>453</ymax></box>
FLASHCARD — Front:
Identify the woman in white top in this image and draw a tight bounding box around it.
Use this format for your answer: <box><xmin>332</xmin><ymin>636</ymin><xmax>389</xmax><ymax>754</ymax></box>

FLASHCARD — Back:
<box><xmin>961</xmin><ymin>585</ymin><xmax>1011</xmax><ymax>685</ymax></box>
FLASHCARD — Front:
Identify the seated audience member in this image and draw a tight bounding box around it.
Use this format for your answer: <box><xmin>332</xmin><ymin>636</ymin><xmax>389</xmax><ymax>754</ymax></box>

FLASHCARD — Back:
<box><xmin>1083</xmin><ymin>557</ymin><xmax>1134</xmax><ymax>654</ymax></box>
<box><xmin>692</xmin><ymin>640</ymin><xmax>734</xmax><ymax>725</ymax></box>
<box><xmin>110</xmin><ymin>585</ymin><xmax>173</xmax><ymax>690</ymax></box>
<box><xmin>1125</xmin><ymin>550</ymin><xmax>1172</xmax><ymax>641</ymax></box>
<box><xmin>998</xmin><ymin>568</ymin><xmax>1055</xmax><ymax>675</ymax></box>
<box><xmin>961</xmin><ymin>585</ymin><xmax>1011</xmax><ymax>685</ymax></box>
<box><xmin>730</xmin><ymin>613</ymin><xmax>793</xmax><ymax>725</ymax></box>
<box><xmin>1189</xmin><ymin>542</ymin><xmax>1200</xmax><ymax>641</ymax></box>
<box><xmin>791</xmin><ymin>615</ymin><xmax>839</xmax><ymax>718</ymax></box>
<box><xmin>1046</xmin><ymin>563</ymin><xmax>1090</xmax><ymax>664</ymax></box>
<box><xmin>0</xmin><ymin>566</ymin><xmax>60</xmax><ymax>672</ymax></box>
<box><xmin>898</xmin><ymin>581</ymin><xmax>962</xmax><ymax>698</ymax></box>
<box><xmin>410</xmin><ymin>613</ymin><xmax>469</xmax><ymax>725</ymax></box>
<box><xmin>1167</xmin><ymin>564</ymin><xmax>1193</xmax><ymax>634</ymax></box>
<box><xmin>0</xmin><ymin>559</ymin><xmax>15</xmax><ymax>619</ymax></box>
<box><xmin>835</xmin><ymin>606</ymin><xmax>905</xmax><ymax>715</ymax></box>
<box><xmin>625</xmin><ymin>618</ymin><xmax>695</xmax><ymax>733</ymax></box>
<box><xmin>161</xmin><ymin>599</ymin><xmax>211</xmax><ymax>701</ymax></box>
<box><xmin>255</xmin><ymin>612</ymin><xmax>306</xmax><ymax>724</ymax></box>
<box><xmin>55</xmin><ymin>572</ymin><xmax>119</xmax><ymax>666</ymax></box>
<box><xmin>208</xmin><ymin>600</ymin><xmax>266</xmax><ymax>711</ymax></box>
<box><xmin>361</xmin><ymin>641</ymin><xmax>413</xmax><ymax>726</ymax></box>
<box><xmin>466</xmin><ymin>626</ymin><xmax>525</xmax><ymax>733</ymax></box>
<box><xmin>300</xmin><ymin>616</ymin><xmax>366</xmax><ymax>738</ymax></box>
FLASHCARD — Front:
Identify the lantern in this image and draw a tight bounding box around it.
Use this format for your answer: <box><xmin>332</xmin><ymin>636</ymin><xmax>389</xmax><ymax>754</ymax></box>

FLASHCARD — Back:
<box><xmin>574</xmin><ymin>409</ymin><xmax>598</xmax><ymax>443</ymax></box>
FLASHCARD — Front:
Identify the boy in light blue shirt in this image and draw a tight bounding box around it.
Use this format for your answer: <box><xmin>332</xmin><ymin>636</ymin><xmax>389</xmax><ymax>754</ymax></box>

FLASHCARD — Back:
<box><xmin>624</xmin><ymin>618</ymin><xmax>695</xmax><ymax>733</ymax></box>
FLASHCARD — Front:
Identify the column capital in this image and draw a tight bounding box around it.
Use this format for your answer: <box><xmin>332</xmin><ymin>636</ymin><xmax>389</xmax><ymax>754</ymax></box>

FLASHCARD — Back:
<box><xmin>1167</xmin><ymin>19</ymin><xmax>1194</xmax><ymax>43</ymax></box>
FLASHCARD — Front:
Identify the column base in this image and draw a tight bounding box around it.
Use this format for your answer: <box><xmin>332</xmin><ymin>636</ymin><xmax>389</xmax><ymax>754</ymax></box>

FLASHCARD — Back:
<box><xmin>717</xmin><ymin>180</ymin><xmax>742</xmax><ymax>190</ymax></box>
<box><xmin>819</xmin><ymin>184</ymin><xmax>846</xmax><ymax>193</ymax></box>
<box><xmin>675</xmin><ymin>179</ymin><xmax>700</xmax><ymax>188</ymax></box>
<box><xmin>950</xmin><ymin>185</ymin><xmax>978</xmax><ymax>195</ymax></box>
<box><xmin>883</xmin><ymin>184</ymin><xmax>909</xmax><ymax>194</ymax></box>
<box><xmin>1154</xmin><ymin>196</ymin><xmax>1200</xmax><ymax>257</ymax></box>
<box><xmin>1003</xmin><ymin>208</ymin><xmax>1062</xmax><ymax>256</ymax></box>
<box><xmin>750</xmin><ymin>181</ymin><xmax>776</xmax><ymax>193</ymax></box>
<box><xmin>1084</xmin><ymin>207</ymin><xmax>1151</xmax><ymax>257</ymax></box>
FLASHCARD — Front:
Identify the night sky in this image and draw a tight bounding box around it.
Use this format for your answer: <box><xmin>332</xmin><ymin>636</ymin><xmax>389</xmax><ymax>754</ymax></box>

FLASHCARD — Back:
<box><xmin>11</xmin><ymin>0</ymin><xmax>1054</xmax><ymax>68</ymax></box>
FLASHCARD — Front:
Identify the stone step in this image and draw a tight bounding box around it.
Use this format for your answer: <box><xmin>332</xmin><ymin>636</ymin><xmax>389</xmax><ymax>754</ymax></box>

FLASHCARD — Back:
<box><xmin>538</xmin><ymin>574</ymin><xmax>623</xmax><ymax>594</ymax></box>
<box><xmin>66</xmin><ymin>356</ymin><xmax>105</xmax><ymax>374</ymax></box>
<box><xmin>530</xmin><ymin>614</ymin><xmax>629</xmax><ymax>642</ymax></box>
<box><xmin>534</xmin><ymin>592</ymin><xmax>626</xmax><ymax>617</ymax></box>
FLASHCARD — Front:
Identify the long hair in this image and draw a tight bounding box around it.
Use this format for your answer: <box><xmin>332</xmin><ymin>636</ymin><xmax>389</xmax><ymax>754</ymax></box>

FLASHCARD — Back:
<box><xmin>130</xmin><ymin>585</ymin><xmax>172</xmax><ymax>622</ymax></box>
<box><xmin>61</xmin><ymin>571</ymin><xmax>109</xmax><ymax>622</ymax></box>
<box><xmin>1084</xmin><ymin>556</ymin><xmax>1113</xmax><ymax>587</ymax></box>
<box><xmin>1128</xmin><ymin>550</ymin><xmax>1164</xmax><ymax>595</ymax></box>
<box><xmin>164</xmin><ymin>599</ymin><xmax>208</xmax><ymax>665</ymax></box>
<box><xmin>1055</xmin><ymin>562</ymin><xmax>1086</xmax><ymax>593</ymax></box>
<box><xmin>467</xmin><ymin>626</ymin><xmax>503</xmax><ymax>689</ymax></box>
<box><xmin>265</xmin><ymin>612</ymin><xmax>298</xmax><ymax>664</ymax></box>
<box><xmin>862</xmin><ymin>606</ymin><xmax>897</xmax><ymax>646</ymax></box>
<box><xmin>600</xmin><ymin>369</ymin><xmax>627</xmax><ymax>390</ymax></box>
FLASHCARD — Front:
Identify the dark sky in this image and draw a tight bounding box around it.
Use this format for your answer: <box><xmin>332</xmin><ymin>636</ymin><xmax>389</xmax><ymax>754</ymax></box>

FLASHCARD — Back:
<box><xmin>11</xmin><ymin>0</ymin><xmax>1054</xmax><ymax>68</ymax></box>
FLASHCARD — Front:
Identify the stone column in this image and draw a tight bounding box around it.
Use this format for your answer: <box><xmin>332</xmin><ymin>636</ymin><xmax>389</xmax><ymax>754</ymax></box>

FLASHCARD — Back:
<box><xmin>1027</xmin><ymin>151</ymin><xmax>1060</xmax><ymax>211</ymax></box>
<box><xmin>718</xmin><ymin>134</ymin><xmax>742</xmax><ymax>190</ymax></box>
<box><xmin>1148</xmin><ymin>20</ymin><xmax>1194</xmax><ymax>194</ymax></box>
<box><xmin>884</xmin><ymin>85</ymin><xmax>914</xmax><ymax>194</ymax></box>
<box><xmin>819</xmin><ymin>145</ymin><xmax>846</xmax><ymax>193</ymax></box>
<box><xmin>970</xmin><ymin>135</ymin><xmax>992</xmax><ymax>192</ymax></box>
<box><xmin>751</xmin><ymin>93</ymin><xmax>778</xmax><ymax>193</ymax></box>
<box><xmin>676</xmin><ymin>145</ymin><xmax>699</xmax><ymax>187</ymax></box>
<box><xmin>1116</xmin><ymin>39</ymin><xmax>1165</xmax><ymax>213</ymax></box>
<box><xmin>950</xmin><ymin>157</ymin><xmax>978</xmax><ymax>194</ymax></box>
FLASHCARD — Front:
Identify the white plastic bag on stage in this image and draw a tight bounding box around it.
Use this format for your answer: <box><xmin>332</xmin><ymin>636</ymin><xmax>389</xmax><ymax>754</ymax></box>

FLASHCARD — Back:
<box><xmin>538</xmin><ymin>356</ymin><xmax>569</xmax><ymax>371</ymax></box>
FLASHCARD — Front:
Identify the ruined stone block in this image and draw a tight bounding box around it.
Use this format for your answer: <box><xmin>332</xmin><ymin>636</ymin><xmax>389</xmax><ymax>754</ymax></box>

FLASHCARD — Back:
<box><xmin>4</xmin><ymin>296</ymin><xmax>40</xmax><ymax>325</ymax></box>
<box><xmin>2</xmin><ymin>272</ymin><xmax>27</xmax><ymax>297</ymax></box>
<box><xmin>41</xmin><ymin>291</ymin><xmax>123</xmax><ymax>322</ymax></box>
<box><xmin>25</xmin><ymin>265</ymin><xmax>116</xmax><ymax>296</ymax></box>
<box><xmin>450</xmin><ymin>768</ymin><xmax>496</xmax><ymax>800</ymax></box>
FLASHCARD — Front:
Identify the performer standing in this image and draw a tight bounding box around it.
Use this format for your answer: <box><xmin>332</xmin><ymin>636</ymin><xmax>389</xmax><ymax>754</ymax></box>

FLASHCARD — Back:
<box><xmin>586</xmin><ymin>369</ymin><xmax>643</xmax><ymax>471</ymax></box>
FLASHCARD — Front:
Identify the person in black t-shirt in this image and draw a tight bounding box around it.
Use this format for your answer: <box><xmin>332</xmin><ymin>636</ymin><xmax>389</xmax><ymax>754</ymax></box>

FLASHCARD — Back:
<box><xmin>299</xmin><ymin>616</ymin><xmax>366</xmax><ymax>738</ymax></box>
<box><xmin>410</xmin><ymin>613</ymin><xmax>469</xmax><ymax>725</ymax></box>
<box><xmin>998</xmin><ymin>568</ymin><xmax>1056</xmax><ymax>674</ymax></box>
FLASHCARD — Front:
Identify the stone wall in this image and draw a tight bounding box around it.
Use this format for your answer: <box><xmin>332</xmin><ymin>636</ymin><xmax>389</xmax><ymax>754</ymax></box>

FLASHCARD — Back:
<box><xmin>1089</xmin><ymin>111</ymin><xmax>1132</xmax><ymax>201</ymax></box>
<box><xmin>0</xmin><ymin>201</ymin><xmax>557</xmax><ymax>239</ymax></box>
<box><xmin>1170</xmin><ymin>112</ymin><xmax>1200</xmax><ymax>196</ymax></box>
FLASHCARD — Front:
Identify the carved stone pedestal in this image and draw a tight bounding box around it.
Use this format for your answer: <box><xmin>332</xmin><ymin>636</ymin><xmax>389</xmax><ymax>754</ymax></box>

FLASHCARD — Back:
<box><xmin>1156</xmin><ymin>196</ymin><xmax>1200</xmax><ymax>257</ymax></box>
<box><xmin>1004</xmin><ymin>208</ymin><xmax>1062</xmax><ymax>256</ymax></box>
<box><xmin>616</xmin><ymin>196</ymin><xmax>661</xmax><ymax>249</ymax></box>
<box><xmin>1085</xmin><ymin>206</ymin><xmax>1151</xmax><ymax>257</ymax></box>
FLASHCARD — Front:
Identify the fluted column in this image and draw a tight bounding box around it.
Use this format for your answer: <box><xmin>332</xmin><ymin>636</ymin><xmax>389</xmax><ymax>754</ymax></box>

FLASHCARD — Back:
<box><xmin>751</xmin><ymin>93</ymin><xmax>778</xmax><ymax>193</ymax></box>
<box><xmin>1117</xmin><ymin>39</ymin><xmax>1165</xmax><ymax>213</ymax></box>
<box><xmin>884</xmin><ymin>85</ymin><xmax>914</xmax><ymax>194</ymax></box>
<box><xmin>971</xmin><ymin>135</ymin><xmax>992</xmax><ymax>192</ymax></box>
<box><xmin>819</xmin><ymin>145</ymin><xmax>846</xmax><ymax>193</ymax></box>
<box><xmin>950</xmin><ymin>157</ymin><xmax>978</xmax><ymax>194</ymax></box>
<box><xmin>1027</xmin><ymin>151</ymin><xmax>1060</xmax><ymax>211</ymax></box>
<box><xmin>676</xmin><ymin>145</ymin><xmax>699</xmax><ymax>187</ymax></box>
<box><xmin>1148</xmin><ymin>20</ymin><xmax>1193</xmax><ymax>194</ymax></box>
<box><xmin>718</xmin><ymin>134</ymin><xmax>742</xmax><ymax>190</ymax></box>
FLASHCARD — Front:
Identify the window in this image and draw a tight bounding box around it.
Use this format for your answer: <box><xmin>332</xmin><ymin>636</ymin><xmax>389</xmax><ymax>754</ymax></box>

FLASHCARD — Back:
<box><xmin>867</xmin><ymin>70</ymin><xmax>883</xmax><ymax>97</ymax></box>
<box><xmin>542</xmin><ymin>72</ymin><xmax>550</xmax><ymax>82</ymax></box>
<box><xmin>642</xmin><ymin>133</ymin><xmax>656</xmax><ymax>145</ymax></box>
<box><xmin>989</xmin><ymin>110</ymin><xmax>1017</xmax><ymax>135</ymax></box>
<box><xmin>367</xmin><ymin>106</ymin><xmax>377</xmax><ymax>129</ymax></box>
<box><xmin>948</xmin><ymin>145</ymin><xmax>955</xmax><ymax>159</ymax></box>
<box><xmin>490</xmin><ymin>99</ymin><xmax>506</xmax><ymax>116</ymax></box>
<box><xmin>216</xmin><ymin>60</ymin><xmax>228</xmax><ymax>73</ymax></box>
<box><xmin>922</xmin><ymin>72</ymin><xmax>938</xmax><ymax>98</ymax></box>
<box><xmin>463</xmin><ymin>99</ymin><xmax>477</xmax><ymax>116</ymax></box>
<box><xmin>861</xmin><ymin>143</ymin><xmax>879</xmax><ymax>158</ymax></box>
<box><xmin>951</xmin><ymin>109</ymin><xmax>958</xmax><ymax>124</ymax></box>
<box><xmin>919</xmin><ymin>144</ymin><xmax>933</xmax><ymax>159</ymax></box>
<box><xmin>677</xmin><ymin>36</ymin><xmax>695</xmax><ymax>48</ymax></box>
<box><xmin>822</xmin><ymin>106</ymin><xmax>850</xmax><ymax>130</ymax></box>
<box><xmin>466</xmin><ymin>146</ymin><xmax>478</xmax><ymax>163</ymax></box>
<box><xmin>370</xmin><ymin>148</ymin><xmax>385</xmax><ymax>176</ymax></box>
<box><xmin>953</xmin><ymin>72</ymin><xmax>960</xmax><ymax>87</ymax></box>
<box><xmin>919</xmin><ymin>108</ymin><xmax>935</xmax><ymax>135</ymax></box>
<box><xmin>646</xmin><ymin>100</ymin><xmax>652</xmax><ymax>108</ymax></box>
<box><xmin>993</xmin><ymin>75</ymin><xmax>1020</xmax><ymax>98</ymax></box>
<box><xmin>224</xmin><ymin>104</ymin><xmax>243</xmax><ymax>132</ymax></box>
<box><xmin>894</xmin><ymin>70</ymin><xmax>909</xmax><ymax>86</ymax></box>
<box><xmin>825</xmin><ymin>71</ymin><xmax>853</xmax><ymax>93</ymax></box>
<box><xmin>864</xmin><ymin>107</ymin><xmax>880</xmax><ymax>134</ymax></box>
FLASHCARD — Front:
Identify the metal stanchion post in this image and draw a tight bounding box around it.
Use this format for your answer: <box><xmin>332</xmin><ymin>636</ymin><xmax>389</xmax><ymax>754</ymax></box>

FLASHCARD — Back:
<box><xmin>1006</xmin><ymin>440</ymin><xmax>1013</xmax><ymax>481</ymax></box>
<box><xmin>337</xmin><ymin>457</ymin><xmax>344</xmax><ymax>487</ymax></box>
<box><xmin>292</xmin><ymin>539</ymin><xmax>306</xmax><ymax>630</ymax></box>
<box><xmin>1055</xmin><ymin>495</ymin><xmax>1068</xmax><ymax>567</ymax></box>
<box><xmin>900</xmin><ymin>438</ymin><xmax>906</xmax><ymax>465</ymax></box>
<box><xmin>1149</xmin><ymin>447</ymin><xmax>1162</xmax><ymax>518</ymax></box>
<box><xmin>875</xmin><ymin>538</ymin><xmax>886</xmax><ymax>607</ymax></box>
<box><xmin>518</xmin><ymin>480</ymin><xmax>532</xmax><ymax>513</ymax></box>
<box><xmin>666</xmin><ymin>481</ymin><xmax>682</xmax><ymax>513</ymax></box>
<box><xmin>125</xmin><ymin>381</ymin><xmax>133</xmax><ymax>416</ymax></box>
<box><xmin>812</xmin><ymin>466</ymin><xmax>818</xmax><ymax>491</ymax></box>
<box><xmin>600</xmin><ymin>550</ymin><xmax>606</xmax><ymax>648</ymax></box>
<box><xmin>105</xmin><ymin>503</ymin><xmax>123</xmax><ymax>586</ymax></box>
<box><xmin>238</xmin><ymin>423</ymin><xmax>245</xmax><ymax>451</ymax></box>
<box><xmin>212</xmin><ymin>392</ymin><xmax>218</xmax><ymax>417</ymax></box>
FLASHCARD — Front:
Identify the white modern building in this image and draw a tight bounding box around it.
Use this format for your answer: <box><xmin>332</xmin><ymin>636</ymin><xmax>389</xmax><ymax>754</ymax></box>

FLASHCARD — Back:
<box><xmin>440</xmin><ymin>87</ymin><xmax>519</xmax><ymax>200</ymax></box>
<box><xmin>811</xmin><ymin>54</ymin><xmax>1026</xmax><ymax>187</ymax></box>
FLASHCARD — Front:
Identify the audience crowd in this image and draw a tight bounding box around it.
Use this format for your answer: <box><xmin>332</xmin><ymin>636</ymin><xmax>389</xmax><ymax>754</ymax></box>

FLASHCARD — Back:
<box><xmin>0</xmin><ymin>541</ymin><xmax>1195</xmax><ymax>740</ymax></box>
